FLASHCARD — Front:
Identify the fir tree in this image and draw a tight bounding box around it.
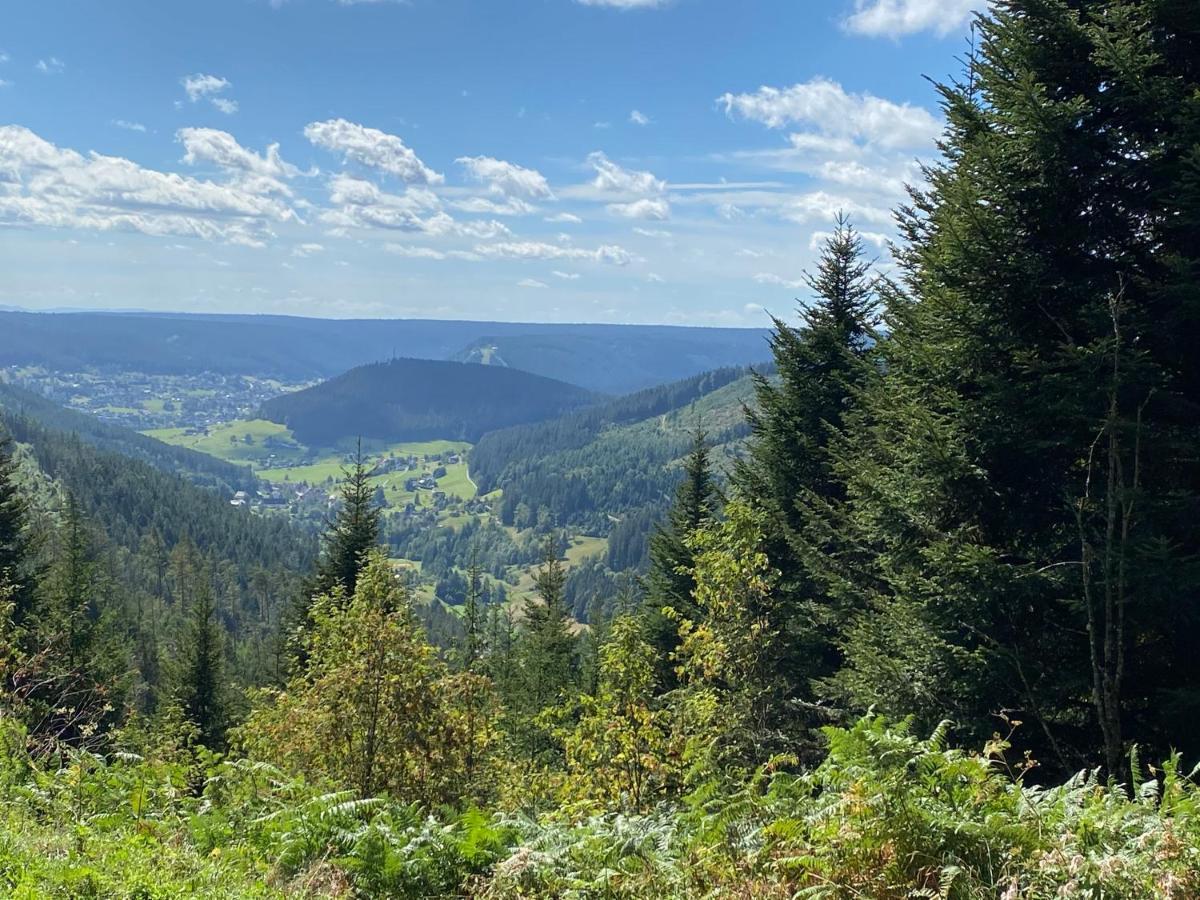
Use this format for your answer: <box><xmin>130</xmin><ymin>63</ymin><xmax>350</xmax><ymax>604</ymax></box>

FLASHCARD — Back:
<box><xmin>177</xmin><ymin>574</ymin><xmax>228</xmax><ymax>750</ymax></box>
<box><xmin>0</xmin><ymin>435</ymin><xmax>37</xmax><ymax>627</ymax></box>
<box><xmin>729</xmin><ymin>215</ymin><xmax>879</xmax><ymax>728</ymax></box>
<box><xmin>641</xmin><ymin>427</ymin><xmax>718</xmax><ymax>685</ymax></box>
<box><xmin>313</xmin><ymin>440</ymin><xmax>382</xmax><ymax>601</ymax></box>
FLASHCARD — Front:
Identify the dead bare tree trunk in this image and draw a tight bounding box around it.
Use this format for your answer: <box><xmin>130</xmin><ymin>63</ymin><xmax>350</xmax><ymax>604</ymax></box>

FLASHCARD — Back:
<box><xmin>1077</xmin><ymin>285</ymin><xmax>1147</xmax><ymax>781</ymax></box>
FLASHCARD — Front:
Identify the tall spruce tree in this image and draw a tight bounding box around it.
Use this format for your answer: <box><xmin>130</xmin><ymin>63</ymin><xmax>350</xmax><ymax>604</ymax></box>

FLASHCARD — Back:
<box><xmin>641</xmin><ymin>427</ymin><xmax>718</xmax><ymax>685</ymax></box>
<box><xmin>177</xmin><ymin>573</ymin><xmax>228</xmax><ymax>750</ymax></box>
<box><xmin>313</xmin><ymin>440</ymin><xmax>382</xmax><ymax>600</ymax></box>
<box><xmin>824</xmin><ymin>0</ymin><xmax>1200</xmax><ymax>774</ymax></box>
<box><xmin>732</xmin><ymin>215</ymin><xmax>879</xmax><ymax>711</ymax></box>
<box><xmin>0</xmin><ymin>435</ymin><xmax>37</xmax><ymax>628</ymax></box>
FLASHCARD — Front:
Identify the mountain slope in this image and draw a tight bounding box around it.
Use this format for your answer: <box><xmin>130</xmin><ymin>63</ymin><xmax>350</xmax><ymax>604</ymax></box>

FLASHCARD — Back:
<box><xmin>258</xmin><ymin>357</ymin><xmax>598</xmax><ymax>446</ymax></box>
<box><xmin>470</xmin><ymin>365</ymin><xmax>763</xmax><ymax>546</ymax></box>
<box><xmin>0</xmin><ymin>311</ymin><xmax>769</xmax><ymax>391</ymax></box>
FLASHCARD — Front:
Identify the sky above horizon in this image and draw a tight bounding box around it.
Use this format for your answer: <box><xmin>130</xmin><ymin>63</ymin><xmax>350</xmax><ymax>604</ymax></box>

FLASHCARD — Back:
<box><xmin>0</xmin><ymin>0</ymin><xmax>982</xmax><ymax>326</ymax></box>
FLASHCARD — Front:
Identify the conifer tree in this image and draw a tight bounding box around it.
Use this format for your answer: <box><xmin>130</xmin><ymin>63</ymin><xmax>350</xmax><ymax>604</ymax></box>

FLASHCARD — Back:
<box><xmin>461</xmin><ymin>552</ymin><xmax>486</xmax><ymax>671</ymax></box>
<box><xmin>313</xmin><ymin>440</ymin><xmax>382</xmax><ymax>601</ymax></box>
<box><xmin>510</xmin><ymin>534</ymin><xmax>577</xmax><ymax>763</ymax></box>
<box><xmin>177</xmin><ymin>574</ymin><xmax>228</xmax><ymax>750</ymax></box>
<box><xmin>729</xmin><ymin>215</ymin><xmax>879</xmax><ymax>718</ymax></box>
<box><xmin>0</xmin><ymin>435</ymin><xmax>37</xmax><ymax>627</ymax></box>
<box><xmin>825</xmin><ymin>0</ymin><xmax>1200</xmax><ymax>772</ymax></box>
<box><xmin>641</xmin><ymin>427</ymin><xmax>718</xmax><ymax>685</ymax></box>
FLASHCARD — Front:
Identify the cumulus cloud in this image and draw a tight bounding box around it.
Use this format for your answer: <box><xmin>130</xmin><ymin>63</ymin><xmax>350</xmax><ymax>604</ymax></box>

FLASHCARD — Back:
<box><xmin>112</xmin><ymin>120</ymin><xmax>147</xmax><ymax>132</ymax></box>
<box><xmin>545</xmin><ymin>212</ymin><xmax>582</xmax><ymax>224</ymax></box>
<box><xmin>517</xmin><ymin>278</ymin><xmax>548</xmax><ymax>288</ymax></box>
<box><xmin>844</xmin><ymin>0</ymin><xmax>982</xmax><ymax>37</ymax></box>
<box><xmin>182</xmin><ymin>73</ymin><xmax>229</xmax><ymax>101</ymax></box>
<box><xmin>718</xmin><ymin>76</ymin><xmax>939</xmax><ymax>149</ymax></box>
<box><xmin>36</xmin><ymin>57</ymin><xmax>65</xmax><ymax>75</ymax></box>
<box><xmin>304</xmin><ymin>118</ymin><xmax>442</xmax><ymax>184</ymax></box>
<box><xmin>292</xmin><ymin>242</ymin><xmax>324</xmax><ymax>257</ymax></box>
<box><xmin>178</xmin><ymin>128</ymin><xmax>301</xmax><ymax>182</ymax></box>
<box><xmin>320</xmin><ymin>172</ymin><xmax>506</xmax><ymax>238</ymax></box>
<box><xmin>181</xmin><ymin>73</ymin><xmax>238</xmax><ymax>114</ymax></box>
<box><xmin>475</xmin><ymin>240</ymin><xmax>633</xmax><ymax>266</ymax></box>
<box><xmin>633</xmin><ymin>227</ymin><xmax>671</xmax><ymax>238</ymax></box>
<box><xmin>629</xmin><ymin>109</ymin><xmax>650</xmax><ymax>126</ymax></box>
<box><xmin>588</xmin><ymin>151</ymin><xmax>666</xmax><ymax>195</ymax></box>
<box><xmin>456</xmin><ymin>155</ymin><xmax>552</xmax><ymax>199</ymax></box>
<box><xmin>0</xmin><ymin>125</ymin><xmax>296</xmax><ymax>247</ymax></box>
<box><xmin>552</xmin><ymin>270</ymin><xmax>580</xmax><ymax>280</ymax></box>
<box><xmin>607</xmin><ymin>197</ymin><xmax>669</xmax><ymax>220</ymax></box>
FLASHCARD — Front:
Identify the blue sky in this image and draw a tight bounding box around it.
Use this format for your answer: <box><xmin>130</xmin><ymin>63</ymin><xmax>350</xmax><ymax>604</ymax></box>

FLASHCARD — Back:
<box><xmin>0</xmin><ymin>0</ymin><xmax>981</xmax><ymax>325</ymax></box>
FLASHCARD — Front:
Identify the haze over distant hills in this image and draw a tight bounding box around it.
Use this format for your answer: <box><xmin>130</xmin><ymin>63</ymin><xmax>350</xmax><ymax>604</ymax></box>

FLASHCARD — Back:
<box><xmin>258</xmin><ymin>357</ymin><xmax>597</xmax><ymax>446</ymax></box>
<box><xmin>0</xmin><ymin>311</ymin><xmax>770</xmax><ymax>394</ymax></box>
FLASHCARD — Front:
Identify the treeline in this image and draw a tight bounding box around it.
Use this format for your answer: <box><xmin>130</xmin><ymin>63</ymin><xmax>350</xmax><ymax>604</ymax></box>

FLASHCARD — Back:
<box><xmin>258</xmin><ymin>357</ymin><xmax>597</xmax><ymax>446</ymax></box>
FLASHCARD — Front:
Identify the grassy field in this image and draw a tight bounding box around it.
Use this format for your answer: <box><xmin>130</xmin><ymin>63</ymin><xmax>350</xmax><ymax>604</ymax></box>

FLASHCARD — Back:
<box><xmin>144</xmin><ymin>418</ymin><xmax>304</xmax><ymax>463</ymax></box>
<box><xmin>147</xmin><ymin>419</ymin><xmax>477</xmax><ymax>512</ymax></box>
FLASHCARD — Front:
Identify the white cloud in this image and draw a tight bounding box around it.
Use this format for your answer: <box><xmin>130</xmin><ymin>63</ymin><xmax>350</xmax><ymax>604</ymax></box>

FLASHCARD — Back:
<box><xmin>545</xmin><ymin>212</ymin><xmax>582</xmax><ymax>223</ymax></box>
<box><xmin>517</xmin><ymin>278</ymin><xmax>548</xmax><ymax>288</ymax></box>
<box><xmin>551</xmin><ymin>270</ymin><xmax>580</xmax><ymax>280</ymax></box>
<box><xmin>646</xmin><ymin>272</ymin><xmax>665</xmax><ymax>283</ymax></box>
<box><xmin>718</xmin><ymin>76</ymin><xmax>940</xmax><ymax>149</ymax></box>
<box><xmin>754</xmin><ymin>272</ymin><xmax>805</xmax><ymax>289</ymax></box>
<box><xmin>320</xmin><ymin>173</ymin><xmax>506</xmax><ymax>238</ymax></box>
<box><xmin>450</xmin><ymin>196</ymin><xmax>536</xmax><ymax>216</ymax></box>
<box><xmin>382</xmin><ymin>244</ymin><xmax>482</xmax><ymax>261</ymax></box>
<box><xmin>36</xmin><ymin>57</ymin><xmax>65</xmax><ymax>75</ymax></box>
<box><xmin>588</xmin><ymin>151</ymin><xmax>666</xmax><ymax>194</ymax></box>
<box><xmin>0</xmin><ymin>125</ymin><xmax>297</xmax><ymax>247</ymax></box>
<box><xmin>475</xmin><ymin>240</ymin><xmax>633</xmax><ymax>266</ymax></box>
<box><xmin>607</xmin><ymin>197</ymin><xmax>670</xmax><ymax>220</ymax></box>
<box><xmin>304</xmin><ymin>118</ymin><xmax>442</xmax><ymax>184</ymax></box>
<box><xmin>177</xmin><ymin>128</ymin><xmax>301</xmax><ymax>184</ymax></box>
<box><xmin>181</xmin><ymin>73</ymin><xmax>238</xmax><ymax>115</ymax></box>
<box><xmin>292</xmin><ymin>242</ymin><xmax>324</xmax><ymax>257</ymax></box>
<box><xmin>633</xmin><ymin>227</ymin><xmax>671</xmax><ymax>238</ymax></box>
<box><xmin>629</xmin><ymin>109</ymin><xmax>650</xmax><ymax>126</ymax></box>
<box><xmin>0</xmin><ymin>80</ymin><xmax>11</xmax><ymax>89</ymax></box>
<box><xmin>112</xmin><ymin>120</ymin><xmax>147</xmax><ymax>132</ymax></box>
<box><xmin>0</xmin><ymin>52</ymin><xmax>9</xmax><ymax>64</ymax></box>
<box><xmin>844</xmin><ymin>0</ymin><xmax>982</xmax><ymax>38</ymax></box>
<box><xmin>456</xmin><ymin>155</ymin><xmax>552</xmax><ymax>199</ymax></box>
<box><xmin>181</xmin><ymin>73</ymin><xmax>229</xmax><ymax>101</ymax></box>
<box><xmin>384</xmin><ymin>244</ymin><xmax>447</xmax><ymax>259</ymax></box>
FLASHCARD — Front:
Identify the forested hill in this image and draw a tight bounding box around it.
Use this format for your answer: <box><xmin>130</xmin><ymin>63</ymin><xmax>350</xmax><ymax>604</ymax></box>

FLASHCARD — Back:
<box><xmin>258</xmin><ymin>357</ymin><xmax>598</xmax><ymax>446</ymax></box>
<box><xmin>471</xmin><ymin>365</ymin><xmax>761</xmax><ymax>552</ymax></box>
<box><xmin>0</xmin><ymin>381</ymin><xmax>257</xmax><ymax>494</ymax></box>
<box><xmin>452</xmin><ymin>332</ymin><xmax>770</xmax><ymax>395</ymax></box>
<box><xmin>0</xmin><ymin>311</ymin><xmax>769</xmax><ymax>392</ymax></box>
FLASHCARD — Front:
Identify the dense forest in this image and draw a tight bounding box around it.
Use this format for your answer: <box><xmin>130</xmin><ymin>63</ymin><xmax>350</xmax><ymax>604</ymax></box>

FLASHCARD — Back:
<box><xmin>258</xmin><ymin>357</ymin><xmax>597</xmax><ymax>446</ymax></box>
<box><xmin>471</xmin><ymin>366</ymin><xmax>755</xmax><ymax>537</ymax></box>
<box><xmin>3</xmin><ymin>2</ymin><xmax>1200</xmax><ymax>896</ymax></box>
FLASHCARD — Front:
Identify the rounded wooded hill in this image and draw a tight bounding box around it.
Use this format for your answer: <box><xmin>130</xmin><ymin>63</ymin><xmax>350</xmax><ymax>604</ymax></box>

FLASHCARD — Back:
<box><xmin>257</xmin><ymin>357</ymin><xmax>597</xmax><ymax>447</ymax></box>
